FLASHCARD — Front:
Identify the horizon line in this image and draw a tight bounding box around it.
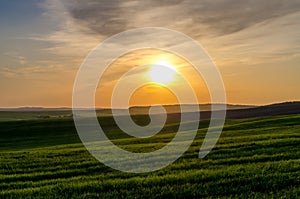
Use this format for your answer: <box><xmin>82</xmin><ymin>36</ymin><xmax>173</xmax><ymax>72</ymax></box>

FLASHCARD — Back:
<box><xmin>0</xmin><ymin>101</ymin><xmax>299</xmax><ymax>110</ymax></box>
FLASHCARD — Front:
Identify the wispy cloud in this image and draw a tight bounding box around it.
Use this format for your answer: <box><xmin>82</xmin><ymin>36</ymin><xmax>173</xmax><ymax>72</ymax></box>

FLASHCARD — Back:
<box><xmin>205</xmin><ymin>12</ymin><xmax>300</xmax><ymax>66</ymax></box>
<box><xmin>40</xmin><ymin>0</ymin><xmax>300</xmax><ymax>65</ymax></box>
<box><xmin>62</xmin><ymin>0</ymin><xmax>300</xmax><ymax>37</ymax></box>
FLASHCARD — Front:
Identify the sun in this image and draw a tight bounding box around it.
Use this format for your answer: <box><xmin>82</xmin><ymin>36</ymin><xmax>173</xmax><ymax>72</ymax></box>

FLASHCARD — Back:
<box><xmin>149</xmin><ymin>60</ymin><xmax>177</xmax><ymax>85</ymax></box>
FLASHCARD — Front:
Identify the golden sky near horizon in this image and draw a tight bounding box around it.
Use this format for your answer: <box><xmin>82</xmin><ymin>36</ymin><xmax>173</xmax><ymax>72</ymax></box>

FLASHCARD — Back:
<box><xmin>0</xmin><ymin>0</ymin><xmax>299</xmax><ymax>107</ymax></box>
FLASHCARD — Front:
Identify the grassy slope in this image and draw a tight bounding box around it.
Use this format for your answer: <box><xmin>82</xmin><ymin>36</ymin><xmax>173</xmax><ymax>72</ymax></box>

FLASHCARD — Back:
<box><xmin>0</xmin><ymin>115</ymin><xmax>300</xmax><ymax>198</ymax></box>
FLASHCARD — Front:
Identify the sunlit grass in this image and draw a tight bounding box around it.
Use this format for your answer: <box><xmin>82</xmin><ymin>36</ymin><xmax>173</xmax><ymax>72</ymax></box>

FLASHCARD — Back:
<box><xmin>0</xmin><ymin>115</ymin><xmax>299</xmax><ymax>198</ymax></box>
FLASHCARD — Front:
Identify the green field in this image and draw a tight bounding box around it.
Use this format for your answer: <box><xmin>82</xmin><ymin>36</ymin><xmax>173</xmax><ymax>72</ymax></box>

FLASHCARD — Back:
<box><xmin>1</xmin><ymin>114</ymin><xmax>300</xmax><ymax>198</ymax></box>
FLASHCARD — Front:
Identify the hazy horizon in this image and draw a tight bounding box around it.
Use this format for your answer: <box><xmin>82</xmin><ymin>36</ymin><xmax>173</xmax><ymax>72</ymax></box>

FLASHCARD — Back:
<box><xmin>2</xmin><ymin>101</ymin><xmax>300</xmax><ymax>109</ymax></box>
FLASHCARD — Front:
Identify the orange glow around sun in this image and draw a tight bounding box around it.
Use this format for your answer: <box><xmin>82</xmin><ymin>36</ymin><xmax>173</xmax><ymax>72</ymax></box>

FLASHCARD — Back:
<box><xmin>95</xmin><ymin>48</ymin><xmax>210</xmax><ymax>108</ymax></box>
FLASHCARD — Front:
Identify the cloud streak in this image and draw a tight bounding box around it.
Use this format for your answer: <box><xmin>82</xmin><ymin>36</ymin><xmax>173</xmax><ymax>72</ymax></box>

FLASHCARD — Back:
<box><xmin>40</xmin><ymin>0</ymin><xmax>300</xmax><ymax>65</ymax></box>
<box><xmin>61</xmin><ymin>0</ymin><xmax>300</xmax><ymax>38</ymax></box>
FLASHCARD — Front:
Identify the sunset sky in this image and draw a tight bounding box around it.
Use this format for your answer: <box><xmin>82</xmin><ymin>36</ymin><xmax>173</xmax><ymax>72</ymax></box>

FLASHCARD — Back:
<box><xmin>0</xmin><ymin>0</ymin><xmax>299</xmax><ymax>108</ymax></box>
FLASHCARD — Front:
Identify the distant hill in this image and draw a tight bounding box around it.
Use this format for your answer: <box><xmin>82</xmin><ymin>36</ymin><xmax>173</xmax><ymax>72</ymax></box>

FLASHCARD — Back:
<box><xmin>226</xmin><ymin>101</ymin><xmax>300</xmax><ymax>119</ymax></box>
<box><xmin>0</xmin><ymin>107</ymin><xmax>70</xmax><ymax>112</ymax></box>
<box><xmin>187</xmin><ymin>101</ymin><xmax>300</xmax><ymax>120</ymax></box>
<box><xmin>0</xmin><ymin>104</ymin><xmax>254</xmax><ymax>112</ymax></box>
<box><xmin>127</xmin><ymin>104</ymin><xmax>255</xmax><ymax>115</ymax></box>
<box><xmin>0</xmin><ymin>102</ymin><xmax>299</xmax><ymax>121</ymax></box>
